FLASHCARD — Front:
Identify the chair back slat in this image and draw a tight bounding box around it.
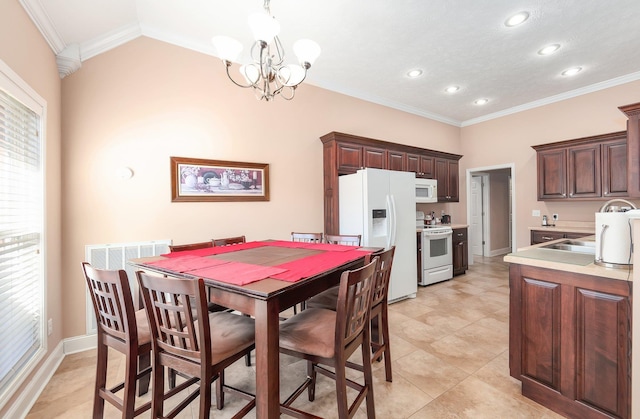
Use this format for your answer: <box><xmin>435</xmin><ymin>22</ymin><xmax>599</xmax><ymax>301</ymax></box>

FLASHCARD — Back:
<box><xmin>336</xmin><ymin>257</ymin><xmax>378</xmax><ymax>346</ymax></box>
<box><xmin>291</xmin><ymin>232</ymin><xmax>323</xmax><ymax>243</ymax></box>
<box><xmin>82</xmin><ymin>263</ymin><xmax>135</xmax><ymax>344</ymax></box>
<box><xmin>325</xmin><ymin>234</ymin><xmax>361</xmax><ymax>246</ymax></box>
<box><xmin>212</xmin><ymin>235</ymin><xmax>246</xmax><ymax>246</ymax></box>
<box><xmin>169</xmin><ymin>241</ymin><xmax>213</xmax><ymax>252</ymax></box>
<box><xmin>370</xmin><ymin>246</ymin><xmax>396</xmax><ymax>308</ymax></box>
<box><xmin>138</xmin><ymin>273</ymin><xmax>208</xmax><ymax>362</ymax></box>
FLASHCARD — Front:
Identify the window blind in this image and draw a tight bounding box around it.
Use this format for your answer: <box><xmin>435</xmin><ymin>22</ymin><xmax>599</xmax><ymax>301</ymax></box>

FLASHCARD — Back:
<box><xmin>0</xmin><ymin>87</ymin><xmax>44</xmax><ymax>400</ymax></box>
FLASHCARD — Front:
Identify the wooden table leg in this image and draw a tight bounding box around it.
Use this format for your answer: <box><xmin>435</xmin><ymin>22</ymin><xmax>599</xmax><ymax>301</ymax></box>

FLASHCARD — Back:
<box><xmin>254</xmin><ymin>298</ymin><xmax>280</xmax><ymax>418</ymax></box>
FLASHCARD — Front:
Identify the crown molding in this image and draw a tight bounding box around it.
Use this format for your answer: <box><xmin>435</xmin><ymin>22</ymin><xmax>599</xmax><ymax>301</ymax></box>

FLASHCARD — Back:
<box><xmin>461</xmin><ymin>71</ymin><xmax>640</xmax><ymax>127</ymax></box>
<box><xmin>80</xmin><ymin>23</ymin><xmax>142</xmax><ymax>61</ymax></box>
<box><xmin>56</xmin><ymin>44</ymin><xmax>81</xmax><ymax>78</ymax></box>
<box><xmin>19</xmin><ymin>0</ymin><xmax>66</xmax><ymax>54</ymax></box>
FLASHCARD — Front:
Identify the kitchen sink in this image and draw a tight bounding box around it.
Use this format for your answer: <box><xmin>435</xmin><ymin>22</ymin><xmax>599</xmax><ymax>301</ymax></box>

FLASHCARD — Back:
<box><xmin>541</xmin><ymin>239</ymin><xmax>596</xmax><ymax>254</ymax></box>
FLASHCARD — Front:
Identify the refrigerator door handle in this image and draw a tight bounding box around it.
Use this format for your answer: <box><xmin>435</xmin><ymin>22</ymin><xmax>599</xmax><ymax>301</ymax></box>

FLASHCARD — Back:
<box><xmin>385</xmin><ymin>195</ymin><xmax>392</xmax><ymax>249</ymax></box>
<box><xmin>389</xmin><ymin>194</ymin><xmax>398</xmax><ymax>248</ymax></box>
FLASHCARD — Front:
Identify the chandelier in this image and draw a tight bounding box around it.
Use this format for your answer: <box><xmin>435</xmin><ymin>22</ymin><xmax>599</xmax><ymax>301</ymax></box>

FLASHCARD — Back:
<box><xmin>212</xmin><ymin>0</ymin><xmax>321</xmax><ymax>101</ymax></box>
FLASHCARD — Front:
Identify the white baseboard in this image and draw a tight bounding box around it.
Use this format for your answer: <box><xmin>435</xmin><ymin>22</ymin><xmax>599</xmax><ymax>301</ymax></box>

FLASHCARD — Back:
<box><xmin>7</xmin><ymin>334</ymin><xmax>97</xmax><ymax>419</ymax></box>
<box><xmin>63</xmin><ymin>333</ymin><xmax>97</xmax><ymax>354</ymax></box>
<box><xmin>489</xmin><ymin>247</ymin><xmax>511</xmax><ymax>257</ymax></box>
<box><xmin>5</xmin><ymin>341</ymin><xmax>64</xmax><ymax>419</ymax></box>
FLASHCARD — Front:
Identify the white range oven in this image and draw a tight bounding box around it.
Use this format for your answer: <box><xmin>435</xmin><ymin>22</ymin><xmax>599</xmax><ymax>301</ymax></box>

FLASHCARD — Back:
<box><xmin>419</xmin><ymin>225</ymin><xmax>453</xmax><ymax>286</ymax></box>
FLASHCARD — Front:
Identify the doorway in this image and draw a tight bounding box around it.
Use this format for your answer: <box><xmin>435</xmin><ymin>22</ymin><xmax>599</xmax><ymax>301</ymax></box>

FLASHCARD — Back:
<box><xmin>466</xmin><ymin>164</ymin><xmax>516</xmax><ymax>265</ymax></box>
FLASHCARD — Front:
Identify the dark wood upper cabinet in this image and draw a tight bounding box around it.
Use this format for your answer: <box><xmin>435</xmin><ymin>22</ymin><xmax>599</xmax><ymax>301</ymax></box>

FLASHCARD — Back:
<box><xmin>567</xmin><ymin>143</ymin><xmax>601</xmax><ymax>198</ymax></box>
<box><xmin>532</xmin><ymin>131</ymin><xmax>627</xmax><ymax>201</ymax></box>
<box><xmin>435</xmin><ymin>158</ymin><xmax>459</xmax><ymax>202</ymax></box>
<box><xmin>619</xmin><ymin>102</ymin><xmax>640</xmax><ymax>198</ymax></box>
<box><xmin>363</xmin><ymin>146</ymin><xmax>386</xmax><ymax>169</ymax></box>
<box><xmin>537</xmin><ymin>148</ymin><xmax>567</xmax><ymax>199</ymax></box>
<box><xmin>387</xmin><ymin>150</ymin><xmax>406</xmax><ymax>171</ymax></box>
<box><xmin>406</xmin><ymin>153</ymin><xmax>435</xmax><ymax>178</ymax></box>
<box><xmin>336</xmin><ymin>142</ymin><xmax>362</xmax><ymax>174</ymax></box>
<box><xmin>321</xmin><ymin>132</ymin><xmax>462</xmax><ymax>234</ymax></box>
<box><xmin>602</xmin><ymin>137</ymin><xmax>628</xmax><ymax>197</ymax></box>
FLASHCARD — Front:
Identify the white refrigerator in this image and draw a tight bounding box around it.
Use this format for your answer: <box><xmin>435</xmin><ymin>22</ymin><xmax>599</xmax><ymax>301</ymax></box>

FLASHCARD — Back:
<box><xmin>339</xmin><ymin>168</ymin><xmax>417</xmax><ymax>302</ymax></box>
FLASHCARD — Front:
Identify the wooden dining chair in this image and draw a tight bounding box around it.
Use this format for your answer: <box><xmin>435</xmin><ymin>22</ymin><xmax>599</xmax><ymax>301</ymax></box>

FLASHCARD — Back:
<box><xmin>291</xmin><ymin>232</ymin><xmax>323</xmax><ymax>243</ymax></box>
<box><xmin>81</xmin><ymin>262</ymin><xmax>152</xmax><ymax>418</ymax></box>
<box><xmin>168</xmin><ymin>240</ymin><xmax>230</xmax><ymax>315</ymax></box>
<box><xmin>211</xmin><ymin>234</ymin><xmax>254</xmax><ymax>367</ymax></box>
<box><xmin>306</xmin><ymin>246</ymin><xmax>396</xmax><ymax>382</ymax></box>
<box><xmin>279</xmin><ymin>257</ymin><xmax>378</xmax><ymax>419</ymax></box>
<box><xmin>168</xmin><ymin>240</ymin><xmax>214</xmax><ymax>252</ymax></box>
<box><xmin>136</xmin><ymin>272</ymin><xmax>256</xmax><ymax>419</ymax></box>
<box><xmin>212</xmin><ymin>235</ymin><xmax>246</xmax><ymax>246</ymax></box>
<box><xmin>290</xmin><ymin>232</ymin><xmax>324</xmax><ymax>313</ymax></box>
<box><xmin>167</xmin><ymin>239</ymin><xmax>251</xmax><ymax>383</ymax></box>
<box><xmin>325</xmin><ymin>234</ymin><xmax>362</xmax><ymax>246</ymax></box>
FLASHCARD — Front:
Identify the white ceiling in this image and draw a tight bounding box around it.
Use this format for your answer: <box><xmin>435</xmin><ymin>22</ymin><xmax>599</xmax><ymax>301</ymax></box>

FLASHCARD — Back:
<box><xmin>20</xmin><ymin>0</ymin><xmax>640</xmax><ymax>126</ymax></box>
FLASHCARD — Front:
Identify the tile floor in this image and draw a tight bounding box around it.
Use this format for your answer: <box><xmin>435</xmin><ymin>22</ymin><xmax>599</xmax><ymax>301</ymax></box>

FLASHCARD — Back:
<box><xmin>26</xmin><ymin>256</ymin><xmax>564</xmax><ymax>418</ymax></box>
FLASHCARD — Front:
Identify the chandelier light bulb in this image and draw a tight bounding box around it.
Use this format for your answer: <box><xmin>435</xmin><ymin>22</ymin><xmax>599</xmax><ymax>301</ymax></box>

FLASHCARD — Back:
<box><xmin>293</xmin><ymin>39</ymin><xmax>321</xmax><ymax>66</ymax></box>
<box><xmin>248</xmin><ymin>12</ymin><xmax>280</xmax><ymax>43</ymax></box>
<box><xmin>278</xmin><ymin>64</ymin><xmax>306</xmax><ymax>86</ymax></box>
<box><xmin>212</xmin><ymin>36</ymin><xmax>243</xmax><ymax>62</ymax></box>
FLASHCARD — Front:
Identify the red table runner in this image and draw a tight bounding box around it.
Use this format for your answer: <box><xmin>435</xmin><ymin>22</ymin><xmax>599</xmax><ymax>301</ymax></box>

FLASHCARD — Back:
<box><xmin>188</xmin><ymin>262</ymin><xmax>287</xmax><ymax>286</ymax></box>
<box><xmin>145</xmin><ymin>255</ymin><xmax>230</xmax><ymax>272</ymax></box>
<box><xmin>154</xmin><ymin>241</ymin><xmax>371</xmax><ymax>285</ymax></box>
<box><xmin>270</xmin><ymin>249</ymin><xmax>372</xmax><ymax>282</ymax></box>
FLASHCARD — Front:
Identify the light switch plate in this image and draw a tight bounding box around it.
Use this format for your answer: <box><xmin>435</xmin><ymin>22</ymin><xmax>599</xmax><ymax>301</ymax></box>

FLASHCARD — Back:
<box><xmin>532</xmin><ymin>210</ymin><xmax>540</xmax><ymax>216</ymax></box>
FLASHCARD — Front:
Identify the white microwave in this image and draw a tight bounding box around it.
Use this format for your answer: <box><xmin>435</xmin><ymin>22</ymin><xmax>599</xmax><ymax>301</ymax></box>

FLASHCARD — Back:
<box><xmin>415</xmin><ymin>178</ymin><xmax>438</xmax><ymax>203</ymax></box>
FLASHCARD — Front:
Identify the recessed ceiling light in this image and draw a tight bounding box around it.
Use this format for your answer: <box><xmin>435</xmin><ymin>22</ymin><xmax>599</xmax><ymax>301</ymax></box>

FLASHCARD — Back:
<box><xmin>561</xmin><ymin>67</ymin><xmax>582</xmax><ymax>76</ymax></box>
<box><xmin>407</xmin><ymin>69</ymin><xmax>423</xmax><ymax>78</ymax></box>
<box><xmin>538</xmin><ymin>44</ymin><xmax>560</xmax><ymax>55</ymax></box>
<box><xmin>474</xmin><ymin>98</ymin><xmax>489</xmax><ymax>105</ymax></box>
<box><xmin>445</xmin><ymin>86</ymin><xmax>460</xmax><ymax>93</ymax></box>
<box><xmin>505</xmin><ymin>11</ymin><xmax>529</xmax><ymax>27</ymax></box>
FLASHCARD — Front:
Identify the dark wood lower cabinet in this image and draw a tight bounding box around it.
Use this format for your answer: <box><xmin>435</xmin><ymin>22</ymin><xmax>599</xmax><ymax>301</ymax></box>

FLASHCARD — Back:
<box><xmin>509</xmin><ymin>264</ymin><xmax>631</xmax><ymax>419</ymax></box>
<box><xmin>452</xmin><ymin>227</ymin><xmax>467</xmax><ymax>276</ymax></box>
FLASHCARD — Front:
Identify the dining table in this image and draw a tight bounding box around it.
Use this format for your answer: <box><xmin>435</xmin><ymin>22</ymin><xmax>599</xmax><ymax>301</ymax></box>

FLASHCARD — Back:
<box><xmin>128</xmin><ymin>240</ymin><xmax>376</xmax><ymax>418</ymax></box>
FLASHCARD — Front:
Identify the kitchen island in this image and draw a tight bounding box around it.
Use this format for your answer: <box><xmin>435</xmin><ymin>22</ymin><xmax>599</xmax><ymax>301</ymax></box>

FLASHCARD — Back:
<box><xmin>505</xmin><ymin>234</ymin><xmax>634</xmax><ymax>419</ymax></box>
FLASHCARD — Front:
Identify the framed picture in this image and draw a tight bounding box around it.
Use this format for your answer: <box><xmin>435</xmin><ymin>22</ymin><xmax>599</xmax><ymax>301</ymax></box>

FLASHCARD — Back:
<box><xmin>171</xmin><ymin>157</ymin><xmax>270</xmax><ymax>202</ymax></box>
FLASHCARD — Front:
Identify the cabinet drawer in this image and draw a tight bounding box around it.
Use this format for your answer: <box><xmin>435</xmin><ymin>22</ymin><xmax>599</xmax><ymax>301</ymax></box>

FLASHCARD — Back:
<box><xmin>453</xmin><ymin>228</ymin><xmax>467</xmax><ymax>242</ymax></box>
<box><xmin>531</xmin><ymin>230</ymin><xmax>565</xmax><ymax>244</ymax></box>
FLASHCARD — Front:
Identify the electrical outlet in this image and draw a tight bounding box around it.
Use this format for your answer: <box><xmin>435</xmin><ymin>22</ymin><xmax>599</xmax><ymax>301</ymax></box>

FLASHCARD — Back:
<box><xmin>552</xmin><ymin>213</ymin><xmax>559</xmax><ymax>221</ymax></box>
<box><xmin>532</xmin><ymin>210</ymin><xmax>540</xmax><ymax>217</ymax></box>
<box><xmin>48</xmin><ymin>318</ymin><xmax>53</xmax><ymax>336</ymax></box>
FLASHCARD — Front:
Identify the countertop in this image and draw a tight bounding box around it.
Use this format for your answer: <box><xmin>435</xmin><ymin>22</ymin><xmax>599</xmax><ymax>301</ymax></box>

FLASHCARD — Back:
<box><xmin>528</xmin><ymin>220</ymin><xmax>595</xmax><ymax>235</ymax></box>
<box><xmin>504</xmin><ymin>236</ymin><xmax>632</xmax><ymax>281</ymax></box>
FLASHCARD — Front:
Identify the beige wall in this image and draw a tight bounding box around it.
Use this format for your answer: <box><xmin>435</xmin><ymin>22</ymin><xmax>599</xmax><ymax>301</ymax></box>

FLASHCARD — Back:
<box><xmin>461</xmin><ymin>81</ymin><xmax>640</xmax><ymax>249</ymax></box>
<box><xmin>60</xmin><ymin>36</ymin><xmax>460</xmax><ymax>337</ymax></box>
<box><xmin>0</xmin><ymin>0</ymin><xmax>62</xmax><ymax>415</ymax></box>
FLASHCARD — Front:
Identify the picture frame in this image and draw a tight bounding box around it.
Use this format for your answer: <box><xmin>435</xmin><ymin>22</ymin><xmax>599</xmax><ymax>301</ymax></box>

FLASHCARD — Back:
<box><xmin>170</xmin><ymin>156</ymin><xmax>270</xmax><ymax>202</ymax></box>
